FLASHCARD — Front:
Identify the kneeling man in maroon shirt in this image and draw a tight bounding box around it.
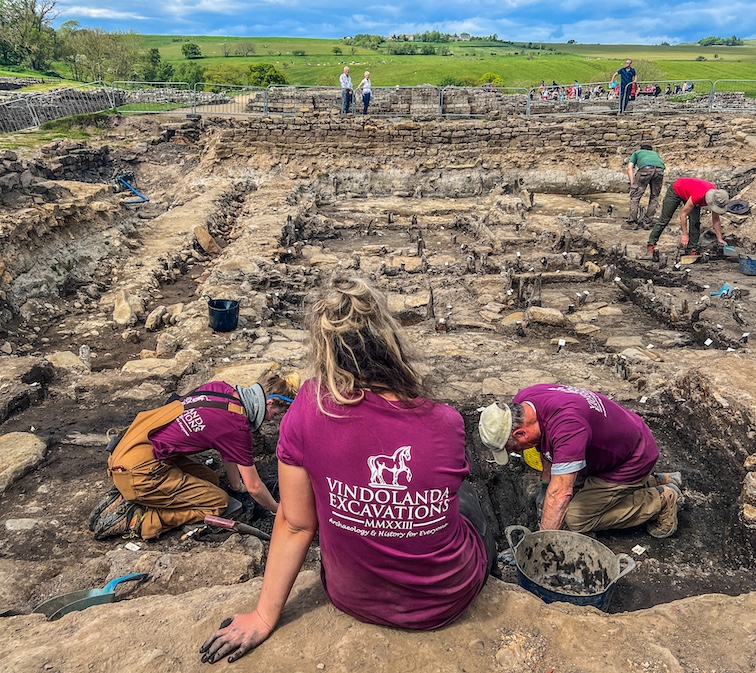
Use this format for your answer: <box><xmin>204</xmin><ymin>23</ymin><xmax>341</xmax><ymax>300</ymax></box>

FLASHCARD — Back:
<box><xmin>479</xmin><ymin>384</ymin><xmax>683</xmax><ymax>538</ymax></box>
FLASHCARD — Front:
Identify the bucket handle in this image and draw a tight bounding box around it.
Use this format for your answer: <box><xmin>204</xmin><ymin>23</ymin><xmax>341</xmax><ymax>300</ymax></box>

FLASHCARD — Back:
<box><xmin>609</xmin><ymin>553</ymin><xmax>637</xmax><ymax>586</ymax></box>
<box><xmin>505</xmin><ymin>525</ymin><xmax>532</xmax><ymax>554</ymax></box>
<box><xmin>203</xmin><ymin>295</ymin><xmax>244</xmax><ymax>305</ymax></box>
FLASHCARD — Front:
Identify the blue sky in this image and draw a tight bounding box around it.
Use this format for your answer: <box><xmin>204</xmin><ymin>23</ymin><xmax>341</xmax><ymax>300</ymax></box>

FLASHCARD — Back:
<box><xmin>55</xmin><ymin>1</ymin><xmax>756</xmax><ymax>44</ymax></box>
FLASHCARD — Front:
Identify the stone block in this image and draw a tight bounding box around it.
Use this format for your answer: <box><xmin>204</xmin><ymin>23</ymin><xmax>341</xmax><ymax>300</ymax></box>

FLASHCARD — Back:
<box><xmin>0</xmin><ymin>172</ymin><xmax>19</xmax><ymax>191</ymax></box>
<box><xmin>145</xmin><ymin>306</ymin><xmax>167</xmax><ymax>331</ymax></box>
<box><xmin>744</xmin><ymin>472</ymin><xmax>756</xmax><ymax>505</ymax></box>
<box><xmin>524</xmin><ymin>306</ymin><xmax>566</xmax><ymax>326</ymax></box>
<box><xmin>605</xmin><ymin>336</ymin><xmax>645</xmax><ymax>350</ymax></box>
<box><xmin>194</xmin><ymin>225</ymin><xmax>224</xmax><ymax>255</ymax></box>
<box><xmin>0</xmin><ymin>432</ymin><xmax>47</xmax><ymax>493</ymax></box>
<box><xmin>45</xmin><ymin>350</ymin><xmax>91</xmax><ymax>373</ymax></box>
<box><xmin>113</xmin><ymin>289</ymin><xmax>138</xmax><ymax>326</ymax></box>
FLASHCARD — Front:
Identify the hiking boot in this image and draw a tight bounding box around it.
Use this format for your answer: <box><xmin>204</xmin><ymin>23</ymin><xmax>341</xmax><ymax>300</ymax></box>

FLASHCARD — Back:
<box><xmin>93</xmin><ymin>500</ymin><xmax>146</xmax><ymax>540</ymax></box>
<box><xmin>655</xmin><ymin>471</ymin><xmax>683</xmax><ymax>488</ymax></box>
<box><xmin>647</xmin><ymin>484</ymin><xmax>683</xmax><ymax>539</ymax></box>
<box><xmin>87</xmin><ymin>487</ymin><xmax>123</xmax><ymax>531</ymax></box>
<box><xmin>646</xmin><ymin>244</ymin><xmax>656</xmax><ymax>256</ymax></box>
<box><xmin>621</xmin><ymin>221</ymin><xmax>639</xmax><ymax>230</ymax></box>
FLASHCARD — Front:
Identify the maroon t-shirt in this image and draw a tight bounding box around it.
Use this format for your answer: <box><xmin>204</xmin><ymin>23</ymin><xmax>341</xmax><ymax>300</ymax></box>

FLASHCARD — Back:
<box><xmin>513</xmin><ymin>384</ymin><xmax>658</xmax><ymax>483</ymax></box>
<box><xmin>150</xmin><ymin>381</ymin><xmax>254</xmax><ymax>466</ymax></box>
<box><xmin>673</xmin><ymin>178</ymin><xmax>715</xmax><ymax>207</ymax></box>
<box><xmin>277</xmin><ymin>379</ymin><xmax>487</xmax><ymax>630</ymax></box>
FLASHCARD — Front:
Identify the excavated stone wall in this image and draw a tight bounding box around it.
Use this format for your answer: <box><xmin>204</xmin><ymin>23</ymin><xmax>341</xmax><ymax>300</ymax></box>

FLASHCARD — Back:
<box><xmin>0</xmin><ymin>149</ymin><xmax>74</xmax><ymax>207</ymax></box>
<box><xmin>33</xmin><ymin>140</ymin><xmax>112</xmax><ymax>181</ymax></box>
<box><xmin>205</xmin><ymin>113</ymin><xmax>756</xmax><ymax>168</ymax></box>
<box><xmin>254</xmin><ymin>86</ymin><xmax>756</xmax><ymax>116</ymax></box>
<box><xmin>0</xmin><ymin>114</ymin><xmax>755</xmax><ymax>662</ymax></box>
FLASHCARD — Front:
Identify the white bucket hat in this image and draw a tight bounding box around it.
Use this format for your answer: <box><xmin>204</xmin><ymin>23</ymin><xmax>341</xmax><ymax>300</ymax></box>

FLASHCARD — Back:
<box><xmin>478</xmin><ymin>403</ymin><xmax>512</xmax><ymax>465</ymax></box>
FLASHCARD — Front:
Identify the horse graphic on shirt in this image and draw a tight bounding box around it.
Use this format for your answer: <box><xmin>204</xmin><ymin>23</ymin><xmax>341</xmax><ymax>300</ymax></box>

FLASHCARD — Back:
<box><xmin>367</xmin><ymin>445</ymin><xmax>412</xmax><ymax>488</ymax></box>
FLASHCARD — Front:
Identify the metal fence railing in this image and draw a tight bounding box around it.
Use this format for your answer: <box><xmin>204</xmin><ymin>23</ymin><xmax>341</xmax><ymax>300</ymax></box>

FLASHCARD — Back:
<box><xmin>623</xmin><ymin>80</ymin><xmax>715</xmax><ymax>114</ymax></box>
<box><xmin>529</xmin><ymin>81</ymin><xmax>618</xmax><ymax>115</ymax></box>
<box><xmin>711</xmin><ymin>80</ymin><xmax>756</xmax><ymax>113</ymax></box>
<box><xmin>0</xmin><ymin>96</ymin><xmax>38</xmax><ymax>133</ymax></box>
<box><xmin>111</xmin><ymin>81</ymin><xmax>191</xmax><ymax>113</ymax></box>
<box><xmin>266</xmin><ymin>85</ymin><xmax>333</xmax><ymax>116</ymax></box>
<box><xmin>191</xmin><ymin>84</ymin><xmax>266</xmax><ymax>116</ymax></box>
<box><xmin>0</xmin><ymin>81</ymin><xmax>113</xmax><ymax>132</ymax></box>
<box><xmin>28</xmin><ymin>81</ymin><xmax>115</xmax><ymax>124</ymax></box>
<box><xmin>265</xmin><ymin>85</ymin><xmax>445</xmax><ymax>117</ymax></box>
<box><xmin>0</xmin><ymin>78</ymin><xmax>755</xmax><ymax>133</ymax></box>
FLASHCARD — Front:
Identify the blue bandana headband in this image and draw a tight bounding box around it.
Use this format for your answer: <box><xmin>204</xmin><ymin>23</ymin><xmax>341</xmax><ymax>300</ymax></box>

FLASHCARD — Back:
<box><xmin>267</xmin><ymin>394</ymin><xmax>294</xmax><ymax>404</ymax></box>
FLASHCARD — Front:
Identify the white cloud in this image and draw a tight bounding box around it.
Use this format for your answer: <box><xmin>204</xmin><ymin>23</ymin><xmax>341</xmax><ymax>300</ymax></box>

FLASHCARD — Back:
<box><xmin>52</xmin><ymin>1</ymin><xmax>756</xmax><ymax>41</ymax></box>
<box><xmin>60</xmin><ymin>6</ymin><xmax>147</xmax><ymax>21</ymax></box>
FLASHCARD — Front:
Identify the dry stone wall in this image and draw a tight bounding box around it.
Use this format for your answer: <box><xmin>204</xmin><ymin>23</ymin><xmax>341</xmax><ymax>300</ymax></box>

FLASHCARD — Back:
<box><xmin>251</xmin><ymin>86</ymin><xmax>756</xmax><ymax>116</ymax></box>
<box><xmin>0</xmin><ymin>149</ymin><xmax>72</xmax><ymax>207</ymax></box>
<box><xmin>206</xmin><ymin>113</ymin><xmax>756</xmax><ymax>172</ymax></box>
<box><xmin>0</xmin><ymin>87</ymin><xmax>120</xmax><ymax>134</ymax></box>
<box><xmin>0</xmin><ymin>141</ymin><xmax>114</xmax><ymax>208</ymax></box>
<box><xmin>33</xmin><ymin>140</ymin><xmax>111</xmax><ymax>181</ymax></box>
<box><xmin>0</xmin><ymin>77</ymin><xmax>47</xmax><ymax>91</ymax></box>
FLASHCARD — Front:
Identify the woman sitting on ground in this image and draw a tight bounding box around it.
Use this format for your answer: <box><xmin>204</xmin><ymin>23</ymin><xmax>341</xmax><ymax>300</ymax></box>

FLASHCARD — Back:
<box><xmin>88</xmin><ymin>371</ymin><xmax>300</xmax><ymax>540</ymax></box>
<box><xmin>200</xmin><ymin>275</ymin><xmax>497</xmax><ymax>664</ymax></box>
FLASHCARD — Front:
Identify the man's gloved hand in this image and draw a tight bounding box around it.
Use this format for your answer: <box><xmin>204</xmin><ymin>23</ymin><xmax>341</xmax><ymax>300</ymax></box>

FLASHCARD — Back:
<box><xmin>223</xmin><ymin>483</ymin><xmax>254</xmax><ymax>507</ymax></box>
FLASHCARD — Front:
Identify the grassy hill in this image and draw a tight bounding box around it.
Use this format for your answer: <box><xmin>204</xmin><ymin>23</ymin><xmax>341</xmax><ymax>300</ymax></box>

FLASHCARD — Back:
<box><xmin>5</xmin><ymin>36</ymin><xmax>756</xmax><ymax>88</ymax></box>
<box><xmin>142</xmin><ymin>36</ymin><xmax>756</xmax><ymax>87</ymax></box>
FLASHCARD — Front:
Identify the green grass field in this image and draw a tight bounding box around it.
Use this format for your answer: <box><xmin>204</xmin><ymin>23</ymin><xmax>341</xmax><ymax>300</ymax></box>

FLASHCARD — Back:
<box><xmin>4</xmin><ymin>36</ymin><xmax>756</xmax><ymax>89</ymax></box>
<box><xmin>140</xmin><ymin>36</ymin><xmax>756</xmax><ymax>87</ymax></box>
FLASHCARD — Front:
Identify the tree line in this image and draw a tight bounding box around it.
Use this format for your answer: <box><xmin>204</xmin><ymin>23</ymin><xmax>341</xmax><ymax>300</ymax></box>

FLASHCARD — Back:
<box><xmin>698</xmin><ymin>36</ymin><xmax>743</xmax><ymax>46</ymax></box>
<box><xmin>0</xmin><ymin>0</ymin><xmax>288</xmax><ymax>86</ymax></box>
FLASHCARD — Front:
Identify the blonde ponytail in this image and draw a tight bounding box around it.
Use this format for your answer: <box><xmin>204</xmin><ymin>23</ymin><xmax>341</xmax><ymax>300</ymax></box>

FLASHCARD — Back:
<box><xmin>306</xmin><ymin>274</ymin><xmax>422</xmax><ymax>413</ymax></box>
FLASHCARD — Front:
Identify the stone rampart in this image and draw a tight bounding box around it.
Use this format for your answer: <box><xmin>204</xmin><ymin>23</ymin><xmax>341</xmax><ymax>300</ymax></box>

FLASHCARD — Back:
<box><xmin>254</xmin><ymin>86</ymin><xmax>756</xmax><ymax>116</ymax></box>
<box><xmin>205</xmin><ymin>113</ymin><xmax>756</xmax><ymax>169</ymax></box>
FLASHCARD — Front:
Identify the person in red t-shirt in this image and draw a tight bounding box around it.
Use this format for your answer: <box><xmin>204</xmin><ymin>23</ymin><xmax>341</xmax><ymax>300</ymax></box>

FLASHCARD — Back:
<box><xmin>647</xmin><ymin>177</ymin><xmax>729</xmax><ymax>255</ymax></box>
<box><xmin>200</xmin><ymin>275</ymin><xmax>495</xmax><ymax>665</ymax></box>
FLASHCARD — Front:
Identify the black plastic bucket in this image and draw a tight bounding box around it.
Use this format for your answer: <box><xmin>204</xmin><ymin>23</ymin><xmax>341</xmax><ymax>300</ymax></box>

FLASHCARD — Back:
<box><xmin>505</xmin><ymin>525</ymin><xmax>636</xmax><ymax>611</ymax></box>
<box><xmin>207</xmin><ymin>299</ymin><xmax>239</xmax><ymax>332</ymax></box>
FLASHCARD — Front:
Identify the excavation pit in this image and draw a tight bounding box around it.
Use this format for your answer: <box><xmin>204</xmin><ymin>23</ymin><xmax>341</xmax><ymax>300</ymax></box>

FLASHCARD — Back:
<box><xmin>0</xmin><ymin>115</ymin><xmax>755</xmax><ymax>631</ymax></box>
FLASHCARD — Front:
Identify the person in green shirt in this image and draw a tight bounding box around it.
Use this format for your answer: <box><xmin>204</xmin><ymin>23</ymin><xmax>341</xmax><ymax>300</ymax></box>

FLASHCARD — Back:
<box><xmin>624</xmin><ymin>144</ymin><xmax>665</xmax><ymax>230</ymax></box>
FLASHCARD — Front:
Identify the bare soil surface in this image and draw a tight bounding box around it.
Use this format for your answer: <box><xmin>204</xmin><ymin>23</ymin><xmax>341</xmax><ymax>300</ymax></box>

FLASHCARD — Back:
<box><xmin>1</xmin><ymin>114</ymin><xmax>755</xmax><ymax>638</ymax></box>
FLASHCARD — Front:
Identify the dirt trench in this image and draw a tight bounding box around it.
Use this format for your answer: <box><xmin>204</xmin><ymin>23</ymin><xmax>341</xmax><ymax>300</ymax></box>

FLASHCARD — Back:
<box><xmin>0</xmin><ymin>115</ymin><xmax>755</xmax><ymax>619</ymax></box>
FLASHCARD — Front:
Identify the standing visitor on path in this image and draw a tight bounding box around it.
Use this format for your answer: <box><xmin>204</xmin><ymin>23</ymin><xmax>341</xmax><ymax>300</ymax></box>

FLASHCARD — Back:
<box><xmin>339</xmin><ymin>66</ymin><xmax>353</xmax><ymax>114</ymax></box>
<box><xmin>624</xmin><ymin>144</ymin><xmax>665</xmax><ymax>229</ymax></box>
<box><xmin>88</xmin><ymin>372</ymin><xmax>300</xmax><ymax>540</ymax></box>
<box><xmin>357</xmin><ymin>71</ymin><xmax>372</xmax><ymax>115</ymax></box>
<box><xmin>478</xmin><ymin>384</ymin><xmax>684</xmax><ymax>538</ymax></box>
<box><xmin>200</xmin><ymin>275</ymin><xmax>496</xmax><ymax>664</ymax></box>
<box><xmin>611</xmin><ymin>59</ymin><xmax>637</xmax><ymax>113</ymax></box>
<box><xmin>646</xmin><ymin>178</ymin><xmax>729</xmax><ymax>255</ymax></box>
